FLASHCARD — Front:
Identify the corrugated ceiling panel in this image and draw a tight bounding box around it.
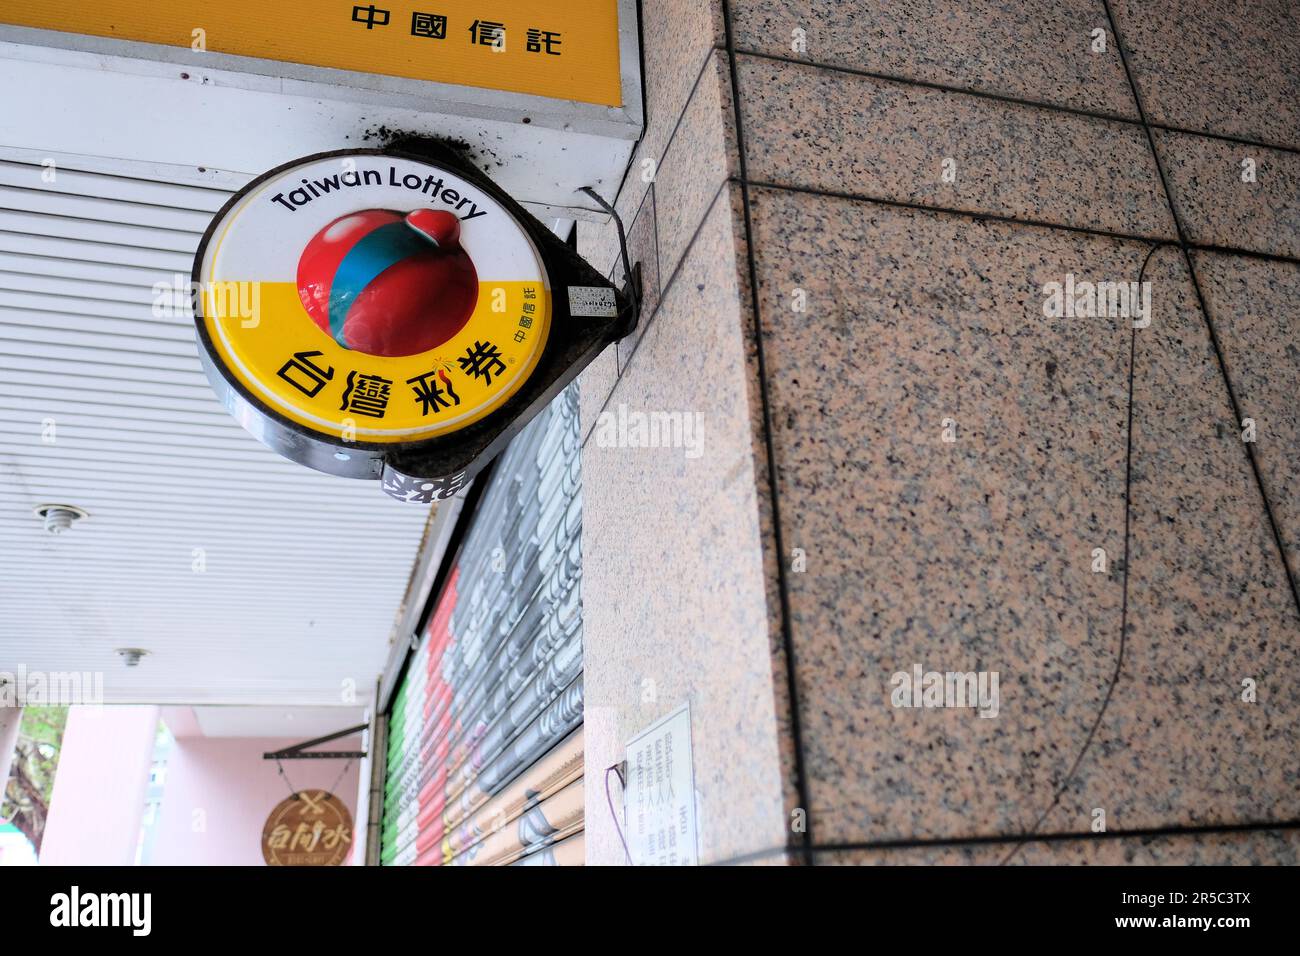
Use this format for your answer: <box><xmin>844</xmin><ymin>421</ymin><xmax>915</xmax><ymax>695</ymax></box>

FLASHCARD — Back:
<box><xmin>0</xmin><ymin>152</ymin><xmax>433</xmax><ymax>705</ymax></box>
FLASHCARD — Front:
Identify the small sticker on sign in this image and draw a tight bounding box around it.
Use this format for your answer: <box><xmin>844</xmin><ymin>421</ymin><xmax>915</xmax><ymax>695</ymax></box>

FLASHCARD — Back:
<box><xmin>568</xmin><ymin>286</ymin><xmax>618</xmax><ymax>318</ymax></box>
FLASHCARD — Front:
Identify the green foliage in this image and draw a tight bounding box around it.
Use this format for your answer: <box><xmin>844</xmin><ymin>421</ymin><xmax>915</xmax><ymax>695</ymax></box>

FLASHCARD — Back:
<box><xmin>2</xmin><ymin>706</ymin><xmax>69</xmax><ymax>852</ymax></box>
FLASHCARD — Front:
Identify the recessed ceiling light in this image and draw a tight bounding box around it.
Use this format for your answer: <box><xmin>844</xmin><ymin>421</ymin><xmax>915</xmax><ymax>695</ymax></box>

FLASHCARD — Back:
<box><xmin>117</xmin><ymin>648</ymin><xmax>150</xmax><ymax>667</ymax></box>
<box><xmin>33</xmin><ymin>503</ymin><xmax>89</xmax><ymax>535</ymax></box>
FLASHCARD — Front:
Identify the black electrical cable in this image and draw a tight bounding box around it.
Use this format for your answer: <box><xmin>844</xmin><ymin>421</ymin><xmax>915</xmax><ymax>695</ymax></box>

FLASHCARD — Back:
<box><xmin>1002</xmin><ymin>0</ymin><xmax>1299</xmax><ymax>868</ymax></box>
<box><xmin>604</xmin><ymin>762</ymin><xmax>632</xmax><ymax>864</ymax></box>
<box><xmin>578</xmin><ymin>185</ymin><xmax>641</xmax><ymax>335</ymax></box>
<box><xmin>1000</xmin><ymin>240</ymin><xmax>1173</xmax><ymax>865</ymax></box>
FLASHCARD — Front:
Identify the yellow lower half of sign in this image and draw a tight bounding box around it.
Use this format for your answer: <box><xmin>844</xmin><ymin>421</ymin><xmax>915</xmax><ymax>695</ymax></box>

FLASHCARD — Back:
<box><xmin>204</xmin><ymin>280</ymin><xmax>550</xmax><ymax>443</ymax></box>
<box><xmin>5</xmin><ymin>0</ymin><xmax>623</xmax><ymax>107</ymax></box>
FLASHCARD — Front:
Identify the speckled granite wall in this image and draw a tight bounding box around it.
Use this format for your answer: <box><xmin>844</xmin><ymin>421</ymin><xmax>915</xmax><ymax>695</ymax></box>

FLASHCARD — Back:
<box><xmin>579</xmin><ymin>0</ymin><xmax>1300</xmax><ymax>865</ymax></box>
<box><xmin>578</xmin><ymin>2</ymin><xmax>793</xmax><ymax>866</ymax></box>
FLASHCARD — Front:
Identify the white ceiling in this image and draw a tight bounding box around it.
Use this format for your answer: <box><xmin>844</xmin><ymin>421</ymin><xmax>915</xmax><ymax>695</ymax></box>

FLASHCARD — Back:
<box><xmin>0</xmin><ymin>150</ymin><xmax>434</xmax><ymax>706</ymax></box>
<box><xmin>171</xmin><ymin>706</ymin><xmax>369</xmax><ymax>740</ymax></box>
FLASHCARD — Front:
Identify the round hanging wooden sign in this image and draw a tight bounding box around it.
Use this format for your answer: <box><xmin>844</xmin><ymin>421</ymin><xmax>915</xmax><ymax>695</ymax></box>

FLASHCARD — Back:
<box><xmin>260</xmin><ymin>789</ymin><xmax>354</xmax><ymax>866</ymax></box>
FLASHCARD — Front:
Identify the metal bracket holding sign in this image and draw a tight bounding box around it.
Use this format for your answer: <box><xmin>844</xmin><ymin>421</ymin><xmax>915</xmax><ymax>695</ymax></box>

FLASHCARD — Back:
<box><xmin>263</xmin><ymin>724</ymin><xmax>369</xmax><ymax>761</ymax></box>
<box><xmin>623</xmin><ymin>704</ymin><xmax>700</xmax><ymax>866</ymax></box>
<box><xmin>193</xmin><ymin>143</ymin><xmax>635</xmax><ymax>501</ymax></box>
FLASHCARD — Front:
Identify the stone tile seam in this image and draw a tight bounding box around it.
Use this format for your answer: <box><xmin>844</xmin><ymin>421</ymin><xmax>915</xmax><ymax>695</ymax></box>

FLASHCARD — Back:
<box><xmin>650</xmin><ymin>179</ymin><xmax>664</xmax><ymax>342</ymax></box>
<box><xmin>730</xmin><ymin>47</ymin><xmax>1300</xmax><ymax>158</ymax></box>
<box><xmin>604</xmin><ymin>41</ymin><xmax>725</xmax><ymax>221</ymax></box>
<box><xmin>1000</xmin><ymin>1</ymin><xmax>1300</xmax><ymax>862</ymax></box>
<box><xmin>1102</xmin><ymin>0</ymin><xmax>1300</xmax><ymax>619</ymax></box>
<box><xmin>598</xmin><ymin>34</ymin><xmax>1300</xmax><ymax>313</ymax></box>
<box><xmin>618</xmin><ymin>36</ymin><xmax>1299</xmax><ymax>234</ymax></box>
<box><xmin>709</xmin><ymin>818</ymin><xmax>1300</xmax><ymax>865</ymax></box>
<box><xmin>588</xmin><ymin>33</ymin><xmax>1300</xmax><ymax>390</ymax></box>
<box><xmin>723</xmin><ymin>0</ymin><xmax>816</xmax><ymax>864</ymax></box>
<box><xmin>816</xmin><ymin>817</ymin><xmax>1300</xmax><ymax>854</ymax></box>
<box><xmin>742</xmin><ymin>178</ymin><xmax>1300</xmax><ymax>267</ymax></box>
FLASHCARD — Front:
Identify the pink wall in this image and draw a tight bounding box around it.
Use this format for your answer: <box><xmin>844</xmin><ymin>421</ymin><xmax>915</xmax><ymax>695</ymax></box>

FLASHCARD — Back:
<box><xmin>41</xmin><ymin>705</ymin><xmax>159</xmax><ymax>865</ymax></box>
<box><xmin>149</xmin><ymin>735</ymin><xmax>361</xmax><ymax>866</ymax></box>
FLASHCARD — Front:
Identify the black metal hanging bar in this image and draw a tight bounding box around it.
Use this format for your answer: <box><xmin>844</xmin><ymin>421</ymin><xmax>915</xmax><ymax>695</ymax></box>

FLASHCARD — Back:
<box><xmin>262</xmin><ymin>723</ymin><xmax>369</xmax><ymax>760</ymax></box>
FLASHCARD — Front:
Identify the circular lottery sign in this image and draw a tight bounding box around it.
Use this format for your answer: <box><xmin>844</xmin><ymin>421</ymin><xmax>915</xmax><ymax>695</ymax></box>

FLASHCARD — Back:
<box><xmin>194</xmin><ymin>151</ymin><xmax>552</xmax><ymax>455</ymax></box>
<box><xmin>193</xmin><ymin>147</ymin><xmax>630</xmax><ymax>499</ymax></box>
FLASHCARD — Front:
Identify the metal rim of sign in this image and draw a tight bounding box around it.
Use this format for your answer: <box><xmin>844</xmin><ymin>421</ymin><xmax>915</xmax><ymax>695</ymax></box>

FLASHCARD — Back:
<box><xmin>192</xmin><ymin>148</ymin><xmax>556</xmax><ymax>473</ymax></box>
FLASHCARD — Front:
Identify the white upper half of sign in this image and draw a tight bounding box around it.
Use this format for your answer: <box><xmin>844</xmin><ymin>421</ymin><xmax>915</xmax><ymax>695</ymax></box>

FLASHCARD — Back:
<box><xmin>201</xmin><ymin>155</ymin><xmax>548</xmax><ymax>286</ymax></box>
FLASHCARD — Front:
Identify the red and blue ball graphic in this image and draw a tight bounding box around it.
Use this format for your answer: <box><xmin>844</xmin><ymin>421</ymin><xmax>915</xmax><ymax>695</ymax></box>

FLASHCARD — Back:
<box><xmin>296</xmin><ymin>208</ymin><xmax>478</xmax><ymax>357</ymax></box>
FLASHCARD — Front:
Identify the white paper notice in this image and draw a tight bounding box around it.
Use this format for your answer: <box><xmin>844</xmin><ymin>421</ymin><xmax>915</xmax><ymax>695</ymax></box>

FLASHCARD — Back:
<box><xmin>623</xmin><ymin>703</ymin><xmax>699</xmax><ymax>866</ymax></box>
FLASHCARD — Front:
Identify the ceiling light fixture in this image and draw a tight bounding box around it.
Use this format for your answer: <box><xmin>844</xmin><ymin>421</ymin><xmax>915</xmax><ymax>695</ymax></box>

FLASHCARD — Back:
<box><xmin>33</xmin><ymin>503</ymin><xmax>89</xmax><ymax>535</ymax></box>
<box><xmin>117</xmin><ymin>648</ymin><xmax>150</xmax><ymax>668</ymax></box>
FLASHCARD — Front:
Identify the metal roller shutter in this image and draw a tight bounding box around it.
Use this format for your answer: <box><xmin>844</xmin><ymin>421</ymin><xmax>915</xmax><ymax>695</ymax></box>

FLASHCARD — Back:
<box><xmin>381</xmin><ymin>385</ymin><xmax>583</xmax><ymax>866</ymax></box>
